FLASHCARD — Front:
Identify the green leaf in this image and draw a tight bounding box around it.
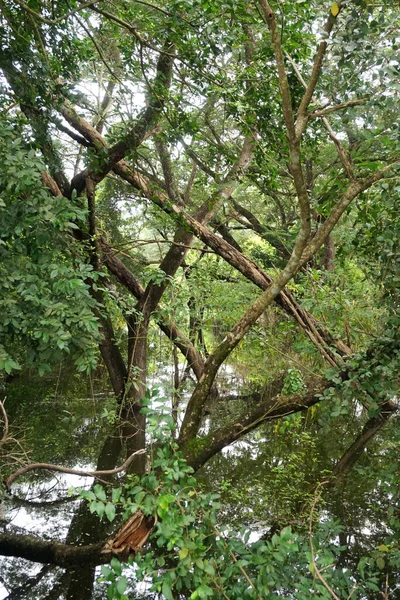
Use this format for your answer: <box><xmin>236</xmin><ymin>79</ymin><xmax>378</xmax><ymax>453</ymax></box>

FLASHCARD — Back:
<box><xmin>105</xmin><ymin>502</ymin><xmax>116</xmax><ymax>522</ymax></box>
<box><xmin>116</xmin><ymin>576</ymin><xmax>128</xmax><ymax>595</ymax></box>
<box><xmin>376</xmin><ymin>557</ymin><xmax>385</xmax><ymax>570</ymax></box>
<box><xmin>112</xmin><ymin>488</ymin><xmax>122</xmax><ymax>504</ymax></box>
<box><xmin>90</xmin><ymin>501</ymin><xmax>105</xmax><ymax>518</ymax></box>
<box><xmin>100</xmin><ymin>565</ymin><xmax>114</xmax><ymax>580</ymax></box>
<box><xmin>110</xmin><ymin>557</ymin><xmax>122</xmax><ymax>576</ymax></box>
<box><xmin>94</xmin><ymin>484</ymin><xmax>107</xmax><ymax>502</ymax></box>
<box><xmin>134</xmin><ymin>491</ymin><xmax>146</xmax><ymax>505</ymax></box>
<box><xmin>195</xmin><ymin>558</ymin><xmax>204</xmax><ymax>570</ymax></box>
<box><xmin>179</xmin><ymin>547</ymin><xmax>189</xmax><ymax>560</ymax></box>
<box><xmin>162</xmin><ymin>581</ymin><xmax>174</xmax><ymax>600</ymax></box>
<box><xmin>107</xmin><ymin>582</ymin><xmax>116</xmax><ymax>600</ymax></box>
<box><xmin>80</xmin><ymin>490</ymin><xmax>96</xmax><ymax>501</ymax></box>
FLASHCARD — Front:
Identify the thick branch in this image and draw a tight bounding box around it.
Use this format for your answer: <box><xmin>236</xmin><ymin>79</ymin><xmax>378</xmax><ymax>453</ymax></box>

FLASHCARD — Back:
<box><xmin>258</xmin><ymin>0</ymin><xmax>296</xmax><ymax>144</ymax></box>
<box><xmin>331</xmin><ymin>400</ymin><xmax>398</xmax><ymax>483</ymax></box>
<box><xmin>258</xmin><ymin>1</ymin><xmax>311</xmax><ymax>251</ymax></box>
<box><xmin>99</xmin><ymin>238</ymin><xmax>205</xmax><ymax>378</ymax></box>
<box><xmin>62</xmin><ymin>42</ymin><xmax>175</xmax><ymax>193</ymax></box>
<box><xmin>301</xmin><ymin>162</ymin><xmax>400</xmax><ymax>266</ymax></box>
<box><xmin>184</xmin><ymin>382</ymin><xmax>327</xmax><ymax>470</ymax></box>
<box><xmin>155</xmin><ymin>136</ymin><xmax>181</xmax><ymax>203</ymax></box>
<box><xmin>0</xmin><ymin>533</ymin><xmax>110</xmax><ymax>567</ymax></box>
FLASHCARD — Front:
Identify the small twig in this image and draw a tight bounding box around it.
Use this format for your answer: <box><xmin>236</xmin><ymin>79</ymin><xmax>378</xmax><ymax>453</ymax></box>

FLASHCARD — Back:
<box><xmin>310</xmin><ymin>98</ymin><xmax>367</xmax><ymax>118</ymax></box>
<box><xmin>72</xmin><ymin>9</ymin><xmax>125</xmax><ymax>88</ymax></box>
<box><xmin>6</xmin><ymin>449</ymin><xmax>146</xmax><ymax>489</ymax></box>
<box><xmin>211</xmin><ymin>522</ymin><xmax>263</xmax><ymax>600</ymax></box>
<box><xmin>309</xmin><ymin>481</ymin><xmax>340</xmax><ymax>600</ymax></box>
<box><xmin>211</xmin><ymin>577</ymin><xmax>232</xmax><ymax>600</ymax></box>
<box><xmin>0</xmin><ymin>398</ymin><xmax>9</xmax><ymax>450</ymax></box>
<box><xmin>12</xmin><ymin>0</ymin><xmax>101</xmax><ymax>25</ymax></box>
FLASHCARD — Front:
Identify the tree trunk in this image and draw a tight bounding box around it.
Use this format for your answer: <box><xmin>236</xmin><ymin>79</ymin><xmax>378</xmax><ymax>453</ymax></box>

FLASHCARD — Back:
<box><xmin>64</xmin><ymin>434</ymin><xmax>124</xmax><ymax>600</ymax></box>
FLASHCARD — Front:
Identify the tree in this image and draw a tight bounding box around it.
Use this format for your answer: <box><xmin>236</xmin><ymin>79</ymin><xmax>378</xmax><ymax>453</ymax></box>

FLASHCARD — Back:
<box><xmin>0</xmin><ymin>0</ymin><xmax>399</xmax><ymax>598</ymax></box>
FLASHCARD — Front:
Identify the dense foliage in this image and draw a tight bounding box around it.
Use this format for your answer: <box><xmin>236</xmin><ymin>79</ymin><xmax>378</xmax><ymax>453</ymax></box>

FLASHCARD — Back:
<box><xmin>0</xmin><ymin>0</ymin><xmax>399</xmax><ymax>599</ymax></box>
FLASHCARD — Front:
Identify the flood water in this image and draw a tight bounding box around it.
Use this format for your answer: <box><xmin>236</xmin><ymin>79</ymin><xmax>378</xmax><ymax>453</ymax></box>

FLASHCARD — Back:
<box><xmin>0</xmin><ymin>364</ymin><xmax>246</xmax><ymax>599</ymax></box>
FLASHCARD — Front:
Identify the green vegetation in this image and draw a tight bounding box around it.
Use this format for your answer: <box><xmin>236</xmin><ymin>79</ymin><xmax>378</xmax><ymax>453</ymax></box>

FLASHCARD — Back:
<box><xmin>0</xmin><ymin>0</ymin><xmax>399</xmax><ymax>598</ymax></box>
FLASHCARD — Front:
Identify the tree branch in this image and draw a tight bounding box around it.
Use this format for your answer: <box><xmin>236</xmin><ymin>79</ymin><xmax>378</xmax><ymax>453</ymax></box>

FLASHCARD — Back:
<box><xmin>11</xmin><ymin>0</ymin><xmax>101</xmax><ymax>25</ymax></box>
<box><xmin>62</xmin><ymin>40</ymin><xmax>175</xmax><ymax>193</ymax></box>
<box><xmin>331</xmin><ymin>400</ymin><xmax>398</xmax><ymax>484</ymax></box>
<box><xmin>295</xmin><ymin>2</ymin><xmax>343</xmax><ymax>137</ymax></box>
<box><xmin>284</xmin><ymin>51</ymin><xmax>355</xmax><ymax>180</ymax></box>
<box><xmin>258</xmin><ymin>0</ymin><xmax>296</xmax><ymax>144</ymax></box>
<box><xmin>0</xmin><ymin>398</ymin><xmax>9</xmax><ymax>450</ymax></box>
<box><xmin>0</xmin><ymin>532</ymin><xmax>110</xmax><ymax>567</ymax></box>
<box><xmin>301</xmin><ymin>161</ymin><xmax>400</xmax><ymax>266</ymax></box>
<box><xmin>5</xmin><ymin>449</ymin><xmax>146</xmax><ymax>489</ymax></box>
<box><xmin>310</xmin><ymin>98</ymin><xmax>367</xmax><ymax>118</ymax></box>
<box><xmin>155</xmin><ymin>136</ymin><xmax>181</xmax><ymax>204</ymax></box>
<box><xmin>185</xmin><ymin>382</ymin><xmax>327</xmax><ymax>470</ymax></box>
<box><xmin>179</xmin><ymin>190</ymin><xmax>312</xmax><ymax>444</ymax></box>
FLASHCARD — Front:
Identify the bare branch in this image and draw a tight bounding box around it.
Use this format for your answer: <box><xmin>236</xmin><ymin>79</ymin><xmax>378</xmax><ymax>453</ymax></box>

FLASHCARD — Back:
<box><xmin>331</xmin><ymin>400</ymin><xmax>398</xmax><ymax>484</ymax></box>
<box><xmin>155</xmin><ymin>136</ymin><xmax>181</xmax><ymax>203</ymax></box>
<box><xmin>184</xmin><ymin>161</ymin><xmax>197</xmax><ymax>204</ymax></box>
<box><xmin>181</xmin><ymin>141</ymin><xmax>219</xmax><ymax>180</ymax></box>
<box><xmin>0</xmin><ymin>532</ymin><xmax>110</xmax><ymax>567</ymax></box>
<box><xmin>6</xmin><ymin>449</ymin><xmax>146</xmax><ymax>489</ymax></box>
<box><xmin>284</xmin><ymin>51</ymin><xmax>355</xmax><ymax>180</ymax></box>
<box><xmin>321</xmin><ymin>118</ymin><xmax>355</xmax><ymax>180</ymax></box>
<box><xmin>185</xmin><ymin>381</ymin><xmax>327</xmax><ymax>470</ymax></box>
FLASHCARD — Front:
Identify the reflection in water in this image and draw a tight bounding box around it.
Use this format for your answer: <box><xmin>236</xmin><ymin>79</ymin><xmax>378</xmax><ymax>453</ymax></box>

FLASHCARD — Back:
<box><xmin>0</xmin><ymin>366</ymin><xmax>247</xmax><ymax>599</ymax></box>
<box><xmin>0</xmin><ymin>378</ymin><xmax>121</xmax><ymax>599</ymax></box>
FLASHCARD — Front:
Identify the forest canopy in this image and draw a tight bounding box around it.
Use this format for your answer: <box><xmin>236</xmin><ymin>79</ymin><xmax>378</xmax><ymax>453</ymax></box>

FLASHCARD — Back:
<box><xmin>0</xmin><ymin>0</ymin><xmax>399</xmax><ymax>599</ymax></box>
